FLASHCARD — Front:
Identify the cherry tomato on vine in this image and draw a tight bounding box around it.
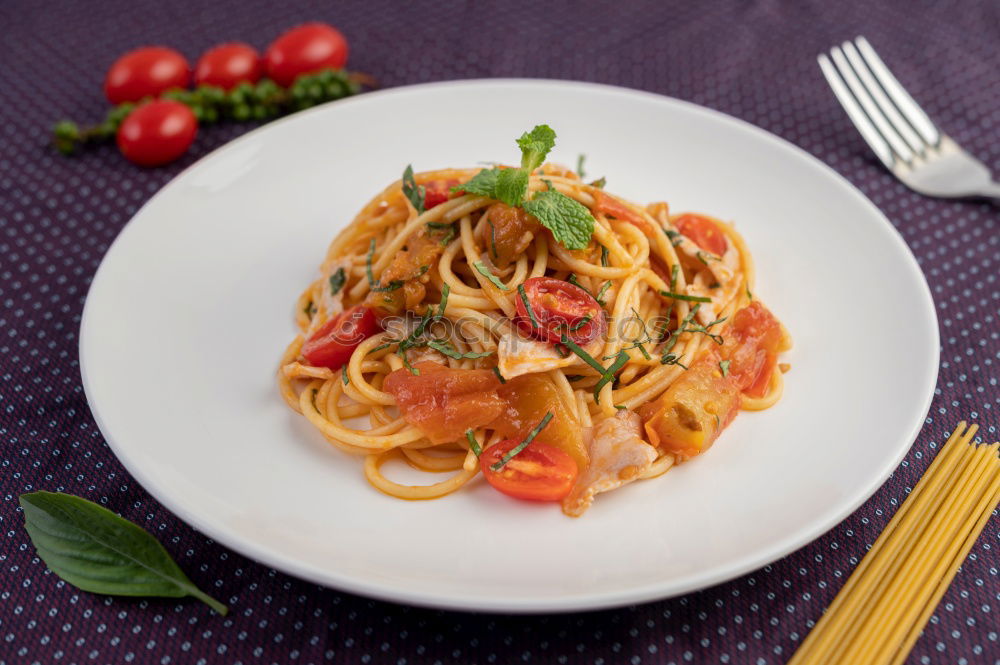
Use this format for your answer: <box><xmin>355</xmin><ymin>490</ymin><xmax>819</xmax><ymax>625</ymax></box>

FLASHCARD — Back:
<box><xmin>194</xmin><ymin>42</ymin><xmax>263</xmax><ymax>90</ymax></box>
<box><xmin>104</xmin><ymin>47</ymin><xmax>191</xmax><ymax>104</ymax></box>
<box><xmin>116</xmin><ymin>100</ymin><xmax>197</xmax><ymax>167</ymax></box>
<box><xmin>301</xmin><ymin>305</ymin><xmax>380</xmax><ymax>370</ymax></box>
<box><xmin>480</xmin><ymin>440</ymin><xmax>578</xmax><ymax>501</ymax></box>
<box><xmin>673</xmin><ymin>214</ymin><xmax>728</xmax><ymax>256</ymax></box>
<box><xmin>264</xmin><ymin>23</ymin><xmax>349</xmax><ymax>87</ymax></box>
<box><xmin>514</xmin><ymin>277</ymin><xmax>607</xmax><ymax>347</ymax></box>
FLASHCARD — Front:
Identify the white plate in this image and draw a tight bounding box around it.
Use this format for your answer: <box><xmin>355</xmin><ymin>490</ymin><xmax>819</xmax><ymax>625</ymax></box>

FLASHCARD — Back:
<box><xmin>80</xmin><ymin>80</ymin><xmax>938</xmax><ymax>613</ymax></box>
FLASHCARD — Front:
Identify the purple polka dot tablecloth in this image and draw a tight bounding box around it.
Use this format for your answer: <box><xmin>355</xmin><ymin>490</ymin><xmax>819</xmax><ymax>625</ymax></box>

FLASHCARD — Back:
<box><xmin>1</xmin><ymin>1</ymin><xmax>998</xmax><ymax>663</ymax></box>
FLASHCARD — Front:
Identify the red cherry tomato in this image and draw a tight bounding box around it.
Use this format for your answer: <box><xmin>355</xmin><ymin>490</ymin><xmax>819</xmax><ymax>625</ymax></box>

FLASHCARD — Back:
<box><xmin>301</xmin><ymin>305</ymin><xmax>380</xmax><ymax>370</ymax></box>
<box><xmin>264</xmin><ymin>23</ymin><xmax>349</xmax><ymax>87</ymax></box>
<box><xmin>194</xmin><ymin>42</ymin><xmax>262</xmax><ymax>90</ymax></box>
<box><xmin>673</xmin><ymin>214</ymin><xmax>728</xmax><ymax>256</ymax></box>
<box><xmin>514</xmin><ymin>277</ymin><xmax>607</xmax><ymax>346</ymax></box>
<box><xmin>104</xmin><ymin>47</ymin><xmax>191</xmax><ymax>104</ymax></box>
<box><xmin>423</xmin><ymin>179</ymin><xmax>460</xmax><ymax>209</ymax></box>
<box><xmin>116</xmin><ymin>100</ymin><xmax>197</xmax><ymax>167</ymax></box>
<box><xmin>480</xmin><ymin>439</ymin><xmax>578</xmax><ymax>501</ymax></box>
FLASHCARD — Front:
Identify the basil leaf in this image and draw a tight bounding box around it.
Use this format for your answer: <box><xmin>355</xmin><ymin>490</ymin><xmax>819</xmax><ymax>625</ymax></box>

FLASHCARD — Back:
<box><xmin>19</xmin><ymin>492</ymin><xmax>227</xmax><ymax>615</ymax></box>
<box><xmin>522</xmin><ymin>189</ymin><xmax>595</xmax><ymax>250</ymax></box>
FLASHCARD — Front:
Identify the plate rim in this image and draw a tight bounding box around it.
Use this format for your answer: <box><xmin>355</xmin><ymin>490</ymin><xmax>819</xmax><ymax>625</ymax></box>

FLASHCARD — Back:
<box><xmin>79</xmin><ymin>77</ymin><xmax>940</xmax><ymax>613</ymax></box>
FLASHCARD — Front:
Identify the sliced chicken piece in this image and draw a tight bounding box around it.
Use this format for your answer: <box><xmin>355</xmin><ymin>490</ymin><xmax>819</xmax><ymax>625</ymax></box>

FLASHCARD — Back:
<box><xmin>561</xmin><ymin>410</ymin><xmax>659</xmax><ymax>517</ymax></box>
<box><xmin>496</xmin><ymin>332</ymin><xmax>602</xmax><ymax>379</ymax></box>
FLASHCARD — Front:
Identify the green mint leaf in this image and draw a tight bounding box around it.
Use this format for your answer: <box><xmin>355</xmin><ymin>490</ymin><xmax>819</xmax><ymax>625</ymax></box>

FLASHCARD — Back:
<box><xmin>523</xmin><ymin>189</ymin><xmax>595</xmax><ymax>250</ymax></box>
<box><xmin>456</xmin><ymin>167</ymin><xmax>500</xmax><ymax>198</ymax></box>
<box><xmin>516</xmin><ymin>124</ymin><xmax>556</xmax><ymax>172</ymax></box>
<box><xmin>495</xmin><ymin>168</ymin><xmax>529</xmax><ymax>207</ymax></box>
<box><xmin>19</xmin><ymin>492</ymin><xmax>228</xmax><ymax>615</ymax></box>
<box><xmin>328</xmin><ymin>268</ymin><xmax>346</xmax><ymax>296</ymax></box>
<box><xmin>402</xmin><ymin>164</ymin><xmax>425</xmax><ymax>214</ymax></box>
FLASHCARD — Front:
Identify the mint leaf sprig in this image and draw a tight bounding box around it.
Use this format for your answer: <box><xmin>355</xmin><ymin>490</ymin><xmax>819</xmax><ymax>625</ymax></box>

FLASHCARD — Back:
<box><xmin>452</xmin><ymin>125</ymin><xmax>595</xmax><ymax>250</ymax></box>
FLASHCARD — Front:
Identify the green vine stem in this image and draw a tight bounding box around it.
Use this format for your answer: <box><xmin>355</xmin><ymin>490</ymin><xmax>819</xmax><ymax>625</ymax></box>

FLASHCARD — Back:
<box><xmin>53</xmin><ymin>68</ymin><xmax>373</xmax><ymax>155</ymax></box>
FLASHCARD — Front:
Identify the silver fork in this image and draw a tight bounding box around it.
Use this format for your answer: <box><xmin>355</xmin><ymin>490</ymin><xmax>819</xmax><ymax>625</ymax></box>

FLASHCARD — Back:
<box><xmin>818</xmin><ymin>37</ymin><xmax>1000</xmax><ymax>199</ymax></box>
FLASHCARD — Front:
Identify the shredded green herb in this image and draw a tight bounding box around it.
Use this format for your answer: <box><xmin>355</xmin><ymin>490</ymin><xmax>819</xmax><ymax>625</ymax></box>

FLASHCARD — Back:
<box><xmin>576</xmin><ymin>154</ymin><xmax>586</xmax><ymax>179</ymax></box>
<box><xmin>517</xmin><ymin>284</ymin><xmax>540</xmax><ymax>329</ymax></box>
<box><xmin>427</xmin><ymin>339</ymin><xmax>494</xmax><ymax>360</ymax></box>
<box><xmin>328</xmin><ymin>268</ymin><xmax>346</xmax><ymax>296</ymax></box>
<box><xmin>600</xmin><ymin>244</ymin><xmax>609</xmax><ymax>267</ymax></box>
<box><xmin>659</xmin><ymin>290</ymin><xmax>712</xmax><ymax>303</ymax></box>
<box><xmin>425</xmin><ymin>221</ymin><xmax>453</xmax><ymax>229</ymax></box>
<box><xmin>719</xmin><ymin>359</ymin><xmax>731</xmax><ymax>377</ymax></box>
<box><xmin>437</xmin><ymin>283</ymin><xmax>450</xmax><ymax>318</ymax></box>
<box><xmin>492</xmin><ymin>366</ymin><xmax>506</xmax><ymax>384</ymax></box>
<box><xmin>489</xmin><ymin>412</ymin><xmax>554</xmax><ymax>471</ymax></box>
<box><xmin>590</xmin><ymin>176</ymin><xmax>607</xmax><ymax>189</ymax></box>
<box><xmin>593</xmin><ymin>350</ymin><xmax>629</xmax><ymax>403</ymax></box>
<box><xmin>670</xmin><ymin>264</ymin><xmax>680</xmax><ymax>290</ymax></box>
<box><xmin>342</xmin><ymin>366</ymin><xmax>350</xmax><ymax>385</ymax></box>
<box><xmin>569</xmin><ymin>313</ymin><xmax>593</xmax><ymax>332</ymax></box>
<box><xmin>368</xmin><ymin>342</ymin><xmax>392</xmax><ymax>355</ymax></box>
<box><xmin>566</xmin><ymin>273</ymin><xmax>594</xmax><ymax>296</ymax></box>
<box><xmin>596</xmin><ymin>280</ymin><xmax>612</xmax><ymax>305</ymax></box>
<box><xmin>474</xmin><ymin>261</ymin><xmax>509</xmax><ymax>290</ymax></box>
<box><xmin>708</xmin><ymin>282</ymin><xmax>720</xmax><ymax>289</ymax></box>
<box><xmin>402</xmin><ymin>164</ymin><xmax>425</xmax><ymax>214</ymax></box>
<box><xmin>465</xmin><ymin>429</ymin><xmax>483</xmax><ymax>457</ymax></box>
<box><xmin>486</xmin><ymin>217</ymin><xmax>498</xmax><ymax>258</ymax></box>
<box><xmin>560</xmin><ymin>335</ymin><xmax>607</xmax><ymax>374</ymax></box>
<box><xmin>746</xmin><ymin>284</ymin><xmax>753</xmax><ymax>301</ymax></box>
<box><xmin>664</xmin><ymin>228</ymin><xmax>683</xmax><ymax>246</ymax></box>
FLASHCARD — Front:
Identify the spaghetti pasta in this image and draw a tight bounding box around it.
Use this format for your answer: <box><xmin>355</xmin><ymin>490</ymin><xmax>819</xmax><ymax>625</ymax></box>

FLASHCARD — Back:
<box><xmin>278</xmin><ymin>125</ymin><xmax>792</xmax><ymax>515</ymax></box>
<box><xmin>789</xmin><ymin>421</ymin><xmax>1000</xmax><ymax>665</ymax></box>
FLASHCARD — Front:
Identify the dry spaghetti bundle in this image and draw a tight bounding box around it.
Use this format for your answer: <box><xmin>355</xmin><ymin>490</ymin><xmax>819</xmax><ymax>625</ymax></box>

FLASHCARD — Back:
<box><xmin>790</xmin><ymin>421</ymin><xmax>1000</xmax><ymax>665</ymax></box>
<box><xmin>278</xmin><ymin>125</ymin><xmax>791</xmax><ymax>515</ymax></box>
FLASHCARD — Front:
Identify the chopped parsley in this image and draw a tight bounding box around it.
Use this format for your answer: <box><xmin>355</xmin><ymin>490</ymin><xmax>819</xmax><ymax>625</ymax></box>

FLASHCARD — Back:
<box><xmin>489</xmin><ymin>412</ymin><xmax>554</xmax><ymax>471</ymax></box>
<box><xmin>474</xmin><ymin>261</ymin><xmax>509</xmax><ymax>290</ymax></box>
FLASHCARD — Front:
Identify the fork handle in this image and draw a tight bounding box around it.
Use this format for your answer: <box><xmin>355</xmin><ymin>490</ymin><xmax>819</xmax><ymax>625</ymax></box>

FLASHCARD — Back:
<box><xmin>978</xmin><ymin>182</ymin><xmax>1000</xmax><ymax>199</ymax></box>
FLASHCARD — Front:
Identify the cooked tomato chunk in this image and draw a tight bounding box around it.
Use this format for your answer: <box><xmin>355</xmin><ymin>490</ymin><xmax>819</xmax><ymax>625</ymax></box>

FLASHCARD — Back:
<box><xmin>364</xmin><ymin>229</ymin><xmax>443</xmax><ymax>315</ymax></box>
<box><xmin>721</xmin><ymin>301</ymin><xmax>782</xmax><ymax>398</ymax></box>
<box><xmin>638</xmin><ymin>352</ymin><xmax>740</xmax><ymax>460</ymax></box>
<box><xmin>490</xmin><ymin>373</ymin><xmax>588</xmax><ymax>470</ymax></box>
<box><xmin>591</xmin><ymin>190</ymin><xmax>654</xmax><ymax>236</ymax></box>
<box><xmin>383</xmin><ymin>361</ymin><xmax>503</xmax><ymax>444</ymax></box>
<box><xmin>484</xmin><ymin>203</ymin><xmax>541</xmax><ymax>269</ymax></box>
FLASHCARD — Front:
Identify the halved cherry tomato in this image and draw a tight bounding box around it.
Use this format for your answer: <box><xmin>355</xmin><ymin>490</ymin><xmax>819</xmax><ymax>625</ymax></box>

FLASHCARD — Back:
<box><xmin>301</xmin><ymin>305</ymin><xmax>380</xmax><ymax>370</ymax></box>
<box><xmin>116</xmin><ymin>100</ymin><xmax>197</xmax><ymax>167</ymax></box>
<box><xmin>422</xmin><ymin>179</ymin><xmax>460</xmax><ymax>209</ymax></box>
<box><xmin>264</xmin><ymin>23</ymin><xmax>349</xmax><ymax>87</ymax></box>
<box><xmin>104</xmin><ymin>47</ymin><xmax>191</xmax><ymax>104</ymax></box>
<box><xmin>195</xmin><ymin>42</ymin><xmax>262</xmax><ymax>90</ymax></box>
<box><xmin>673</xmin><ymin>214</ymin><xmax>728</xmax><ymax>256</ymax></box>
<box><xmin>514</xmin><ymin>277</ymin><xmax>606</xmax><ymax>346</ymax></box>
<box><xmin>480</xmin><ymin>439</ymin><xmax>578</xmax><ymax>501</ymax></box>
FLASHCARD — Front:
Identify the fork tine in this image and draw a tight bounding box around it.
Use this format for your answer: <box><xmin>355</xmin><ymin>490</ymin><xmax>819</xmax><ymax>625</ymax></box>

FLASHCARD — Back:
<box><xmin>829</xmin><ymin>46</ymin><xmax>915</xmax><ymax>163</ymax></box>
<box><xmin>841</xmin><ymin>41</ymin><xmax>926</xmax><ymax>155</ymax></box>
<box><xmin>817</xmin><ymin>54</ymin><xmax>894</xmax><ymax>168</ymax></box>
<box><xmin>855</xmin><ymin>36</ymin><xmax>941</xmax><ymax>147</ymax></box>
